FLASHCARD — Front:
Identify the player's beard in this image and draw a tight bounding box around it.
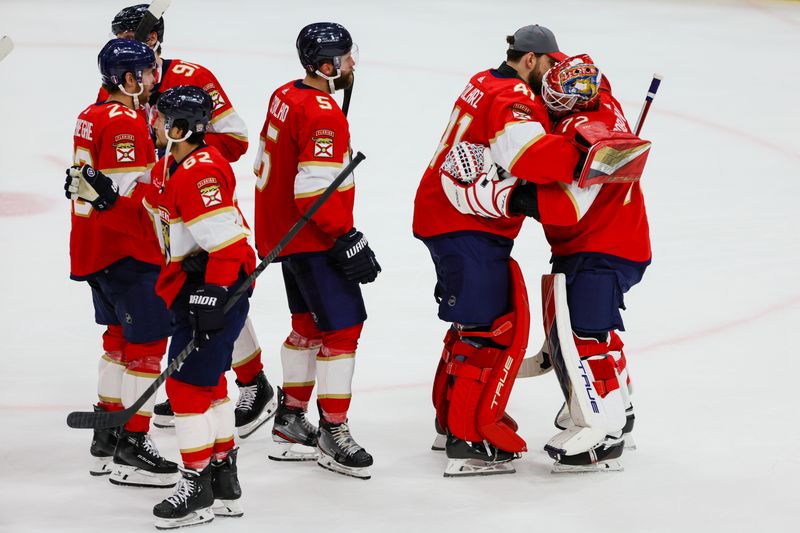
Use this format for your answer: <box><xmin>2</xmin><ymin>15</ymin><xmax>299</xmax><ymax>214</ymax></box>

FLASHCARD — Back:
<box><xmin>334</xmin><ymin>70</ymin><xmax>354</xmax><ymax>91</ymax></box>
<box><xmin>528</xmin><ymin>70</ymin><xmax>544</xmax><ymax>96</ymax></box>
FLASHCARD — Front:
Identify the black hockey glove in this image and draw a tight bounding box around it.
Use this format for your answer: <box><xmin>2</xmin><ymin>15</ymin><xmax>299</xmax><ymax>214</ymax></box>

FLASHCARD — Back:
<box><xmin>188</xmin><ymin>284</ymin><xmax>227</xmax><ymax>347</ymax></box>
<box><xmin>182</xmin><ymin>252</ymin><xmax>209</xmax><ymax>274</ymax></box>
<box><xmin>64</xmin><ymin>165</ymin><xmax>119</xmax><ymax>211</ymax></box>
<box><xmin>328</xmin><ymin>228</ymin><xmax>381</xmax><ymax>284</ymax></box>
<box><xmin>508</xmin><ymin>182</ymin><xmax>540</xmax><ymax>220</ymax></box>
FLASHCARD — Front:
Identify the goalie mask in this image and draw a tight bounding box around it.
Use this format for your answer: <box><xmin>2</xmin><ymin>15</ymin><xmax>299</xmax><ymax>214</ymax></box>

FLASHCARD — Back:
<box><xmin>541</xmin><ymin>54</ymin><xmax>602</xmax><ymax>113</ymax></box>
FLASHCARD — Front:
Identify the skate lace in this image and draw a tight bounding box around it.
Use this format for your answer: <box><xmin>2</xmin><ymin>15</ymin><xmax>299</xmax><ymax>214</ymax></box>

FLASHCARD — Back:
<box><xmin>143</xmin><ymin>434</ymin><xmax>163</xmax><ymax>459</ymax></box>
<box><xmin>236</xmin><ymin>383</ymin><xmax>257</xmax><ymax>410</ymax></box>
<box><xmin>166</xmin><ymin>476</ymin><xmax>195</xmax><ymax>507</ymax></box>
<box><xmin>330</xmin><ymin>423</ymin><xmax>361</xmax><ymax>456</ymax></box>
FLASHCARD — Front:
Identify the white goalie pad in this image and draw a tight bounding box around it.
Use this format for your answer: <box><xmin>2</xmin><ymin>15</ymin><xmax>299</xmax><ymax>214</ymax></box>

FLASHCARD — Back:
<box><xmin>440</xmin><ymin>142</ymin><xmax>518</xmax><ymax>218</ymax></box>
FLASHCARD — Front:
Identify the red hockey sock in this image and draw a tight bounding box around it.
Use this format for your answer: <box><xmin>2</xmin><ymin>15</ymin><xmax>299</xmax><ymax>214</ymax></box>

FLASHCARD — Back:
<box><xmin>317</xmin><ymin>324</ymin><xmax>362</xmax><ymax>424</ymax></box>
<box><xmin>233</xmin><ymin>349</ymin><xmax>263</xmax><ymax>384</ymax></box>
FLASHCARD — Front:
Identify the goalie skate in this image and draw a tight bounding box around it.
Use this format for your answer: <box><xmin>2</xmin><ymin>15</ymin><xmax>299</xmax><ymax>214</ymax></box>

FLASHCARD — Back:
<box><xmin>235</xmin><ymin>371</ymin><xmax>277</xmax><ymax>439</ymax></box>
<box><xmin>431</xmin><ymin>418</ymin><xmax>446</xmax><ymax>452</ymax></box>
<box><xmin>443</xmin><ymin>436</ymin><xmax>517</xmax><ymax>478</ymax></box>
<box><xmin>545</xmin><ymin>426</ymin><xmax>625</xmax><ymax>474</ymax></box>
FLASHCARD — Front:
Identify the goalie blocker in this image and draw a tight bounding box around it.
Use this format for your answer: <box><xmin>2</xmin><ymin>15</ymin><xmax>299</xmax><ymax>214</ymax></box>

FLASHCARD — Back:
<box><xmin>432</xmin><ymin>258</ymin><xmax>530</xmax><ymax>476</ymax></box>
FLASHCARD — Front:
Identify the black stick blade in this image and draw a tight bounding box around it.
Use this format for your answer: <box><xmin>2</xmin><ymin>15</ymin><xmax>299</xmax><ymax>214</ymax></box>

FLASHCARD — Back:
<box><xmin>67</xmin><ymin>408</ymin><xmax>128</xmax><ymax>429</ymax></box>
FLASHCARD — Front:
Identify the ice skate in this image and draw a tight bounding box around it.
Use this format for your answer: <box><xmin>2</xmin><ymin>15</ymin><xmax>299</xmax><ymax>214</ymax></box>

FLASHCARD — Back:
<box><xmin>110</xmin><ymin>430</ymin><xmax>179</xmax><ymax>487</ymax></box>
<box><xmin>210</xmin><ymin>448</ymin><xmax>243</xmax><ymax>518</ymax></box>
<box><xmin>317</xmin><ymin>412</ymin><xmax>373</xmax><ymax>480</ymax></box>
<box><xmin>431</xmin><ymin>418</ymin><xmax>446</xmax><ymax>452</ymax></box>
<box><xmin>235</xmin><ymin>370</ymin><xmax>277</xmax><ymax>438</ymax></box>
<box><xmin>153</xmin><ymin>466</ymin><xmax>214</xmax><ymax>530</ymax></box>
<box><xmin>153</xmin><ymin>399</ymin><xmax>175</xmax><ymax>429</ymax></box>
<box><xmin>268</xmin><ymin>388</ymin><xmax>320</xmax><ymax>461</ymax></box>
<box><xmin>443</xmin><ymin>434</ymin><xmax>517</xmax><ymax>477</ymax></box>
<box><xmin>545</xmin><ymin>426</ymin><xmax>625</xmax><ymax>473</ymax></box>
<box><xmin>89</xmin><ymin>406</ymin><xmax>118</xmax><ymax>476</ymax></box>
<box><xmin>554</xmin><ymin>402</ymin><xmax>637</xmax><ymax>450</ymax></box>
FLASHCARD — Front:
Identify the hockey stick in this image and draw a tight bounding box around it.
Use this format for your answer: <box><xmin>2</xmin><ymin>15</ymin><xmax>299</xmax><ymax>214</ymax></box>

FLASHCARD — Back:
<box><xmin>134</xmin><ymin>0</ymin><xmax>171</xmax><ymax>42</ymax></box>
<box><xmin>342</xmin><ymin>81</ymin><xmax>353</xmax><ymax>117</ymax></box>
<box><xmin>0</xmin><ymin>36</ymin><xmax>13</xmax><ymax>62</ymax></box>
<box><xmin>633</xmin><ymin>73</ymin><xmax>663</xmax><ymax>136</ymax></box>
<box><xmin>67</xmin><ymin>151</ymin><xmax>367</xmax><ymax>429</ymax></box>
<box><xmin>517</xmin><ymin>74</ymin><xmax>663</xmax><ymax>380</ymax></box>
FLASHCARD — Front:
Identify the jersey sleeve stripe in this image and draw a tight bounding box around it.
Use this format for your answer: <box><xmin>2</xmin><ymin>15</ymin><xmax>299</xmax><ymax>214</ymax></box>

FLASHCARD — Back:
<box><xmin>489</xmin><ymin>121</ymin><xmax>546</xmax><ymax>170</ymax></box>
<box><xmin>558</xmin><ymin>181</ymin><xmax>602</xmax><ymax>221</ymax></box>
<box><xmin>184</xmin><ymin>206</ymin><xmax>237</xmax><ymax>227</ymax></box>
<box><xmin>294</xmin><ymin>162</ymin><xmax>352</xmax><ymax>197</ymax></box>
<box><xmin>185</xmin><ymin>209</ymin><xmax>248</xmax><ymax>253</ymax></box>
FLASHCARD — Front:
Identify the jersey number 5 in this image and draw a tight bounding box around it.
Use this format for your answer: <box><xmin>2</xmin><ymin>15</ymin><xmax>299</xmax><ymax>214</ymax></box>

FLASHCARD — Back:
<box><xmin>429</xmin><ymin>105</ymin><xmax>473</xmax><ymax>168</ymax></box>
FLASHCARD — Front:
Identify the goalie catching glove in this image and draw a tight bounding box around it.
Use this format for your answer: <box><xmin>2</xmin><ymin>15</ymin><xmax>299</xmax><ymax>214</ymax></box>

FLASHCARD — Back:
<box><xmin>64</xmin><ymin>165</ymin><xmax>119</xmax><ymax>210</ymax></box>
<box><xmin>440</xmin><ymin>142</ymin><xmax>518</xmax><ymax>218</ymax></box>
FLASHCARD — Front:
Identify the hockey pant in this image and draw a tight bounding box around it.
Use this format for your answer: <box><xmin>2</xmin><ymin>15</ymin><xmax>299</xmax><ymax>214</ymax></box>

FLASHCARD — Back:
<box><xmin>97</xmin><ymin>324</ymin><xmax>167</xmax><ymax>433</ymax></box>
<box><xmin>432</xmin><ymin>258</ymin><xmax>530</xmax><ymax>453</ymax></box>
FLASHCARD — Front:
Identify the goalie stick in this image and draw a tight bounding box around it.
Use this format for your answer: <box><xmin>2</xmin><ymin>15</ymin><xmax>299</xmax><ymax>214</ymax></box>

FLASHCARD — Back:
<box><xmin>134</xmin><ymin>0</ymin><xmax>171</xmax><ymax>42</ymax></box>
<box><xmin>0</xmin><ymin>36</ymin><xmax>13</xmax><ymax>62</ymax></box>
<box><xmin>516</xmin><ymin>73</ymin><xmax>663</xmax><ymax>379</ymax></box>
<box><xmin>67</xmin><ymin>152</ymin><xmax>367</xmax><ymax>429</ymax></box>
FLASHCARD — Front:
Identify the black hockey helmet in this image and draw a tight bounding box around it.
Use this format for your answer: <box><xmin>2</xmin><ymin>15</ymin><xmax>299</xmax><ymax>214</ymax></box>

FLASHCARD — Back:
<box><xmin>157</xmin><ymin>85</ymin><xmax>213</xmax><ymax>134</ymax></box>
<box><xmin>98</xmin><ymin>38</ymin><xmax>156</xmax><ymax>87</ymax></box>
<box><xmin>296</xmin><ymin>22</ymin><xmax>353</xmax><ymax>74</ymax></box>
<box><xmin>111</xmin><ymin>4</ymin><xmax>165</xmax><ymax>44</ymax></box>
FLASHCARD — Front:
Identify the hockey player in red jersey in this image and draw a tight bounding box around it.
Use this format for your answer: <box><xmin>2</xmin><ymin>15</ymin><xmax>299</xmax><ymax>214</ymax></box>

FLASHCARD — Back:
<box><xmin>108</xmin><ymin>5</ymin><xmax>276</xmax><ymax>437</ymax></box>
<box><xmin>412</xmin><ymin>25</ymin><xmax>582</xmax><ymax>476</ymax></box>
<box><xmin>444</xmin><ymin>55</ymin><xmax>651</xmax><ymax>472</ymax></box>
<box><xmin>68</xmin><ymin>85</ymin><xmax>254</xmax><ymax>528</ymax></box>
<box><xmin>253</xmin><ymin>22</ymin><xmax>380</xmax><ymax>479</ymax></box>
<box><xmin>67</xmin><ymin>39</ymin><xmax>178</xmax><ymax>487</ymax></box>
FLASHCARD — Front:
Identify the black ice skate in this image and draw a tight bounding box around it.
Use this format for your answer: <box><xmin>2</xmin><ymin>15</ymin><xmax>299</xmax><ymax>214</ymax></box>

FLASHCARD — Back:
<box><xmin>153</xmin><ymin>399</ymin><xmax>175</xmax><ymax>429</ymax></box>
<box><xmin>153</xmin><ymin>466</ymin><xmax>214</xmax><ymax>530</ymax></box>
<box><xmin>431</xmin><ymin>418</ymin><xmax>446</xmax><ymax>452</ymax></box>
<box><xmin>110</xmin><ymin>430</ymin><xmax>179</xmax><ymax>487</ymax></box>
<box><xmin>443</xmin><ymin>434</ymin><xmax>518</xmax><ymax>477</ymax></box>
<box><xmin>235</xmin><ymin>370</ymin><xmax>277</xmax><ymax>438</ymax></box>
<box><xmin>210</xmin><ymin>448</ymin><xmax>243</xmax><ymax>518</ymax></box>
<box><xmin>317</xmin><ymin>406</ymin><xmax>373</xmax><ymax>480</ymax></box>
<box><xmin>268</xmin><ymin>387</ymin><xmax>320</xmax><ymax>461</ymax></box>
<box><xmin>89</xmin><ymin>405</ymin><xmax>118</xmax><ymax>476</ymax></box>
<box><xmin>545</xmin><ymin>428</ymin><xmax>625</xmax><ymax>473</ymax></box>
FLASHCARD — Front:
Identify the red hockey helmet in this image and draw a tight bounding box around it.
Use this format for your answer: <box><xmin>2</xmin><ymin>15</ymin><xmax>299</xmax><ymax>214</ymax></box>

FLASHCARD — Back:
<box><xmin>541</xmin><ymin>54</ymin><xmax>602</xmax><ymax>113</ymax></box>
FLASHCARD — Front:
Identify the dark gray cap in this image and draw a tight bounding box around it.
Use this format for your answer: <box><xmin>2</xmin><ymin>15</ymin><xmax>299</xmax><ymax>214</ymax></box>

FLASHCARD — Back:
<box><xmin>507</xmin><ymin>25</ymin><xmax>567</xmax><ymax>61</ymax></box>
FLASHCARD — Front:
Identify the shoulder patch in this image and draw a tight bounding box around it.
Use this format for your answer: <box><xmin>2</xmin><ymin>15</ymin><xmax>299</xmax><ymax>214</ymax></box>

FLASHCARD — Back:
<box><xmin>312</xmin><ymin>129</ymin><xmax>335</xmax><ymax>158</ymax></box>
<box><xmin>197</xmin><ymin>177</ymin><xmax>222</xmax><ymax>208</ymax></box>
<box><xmin>113</xmin><ymin>133</ymin><xmax>136</xmax><ymax>163</ymax></box>
<box><xmin>511</xmin><ymin>102</ymin><xmax>532</xmax><ymax>120</ymax></box>
<box><xmin>202</xmin><ymin>82</ymin><xmax>225</xmax><ymax>111</ymax></box>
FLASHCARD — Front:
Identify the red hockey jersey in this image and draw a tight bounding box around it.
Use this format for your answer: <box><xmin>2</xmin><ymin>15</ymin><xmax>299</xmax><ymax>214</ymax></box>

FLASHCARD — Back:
<box><xmin>413</xmin><ymin>65</ymin><xmax>580</xmax><ymax>240</ymax></box>
<box><xmin>97</xmin><ymin>58</ymin><xmax>248</xmax><ymax>162</ymax></box>
<box><xmin>253</xmin><ymin>80</ymin><xmax>355</xmax><ymax>258</ymax></box>
<box><xmin>70</xmin><ymin>101</ymin><xmax>161</xmax><ymax>278</ymax></box>
<box><xmin>144</xmin><ymin>146</ymin><xmax>255</xmax><ymax>307</ymax></box>
<box><xmin>536</xmin><ymin>91</ymin><xmax>652</xmax><ymax>262</ymax></box>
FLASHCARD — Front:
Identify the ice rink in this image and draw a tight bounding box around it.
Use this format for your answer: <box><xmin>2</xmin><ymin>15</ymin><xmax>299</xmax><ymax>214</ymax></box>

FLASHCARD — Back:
<box><xmin>1</xmin><ymin>0</ymin><xmax>799</xmax><ymax>531</ymax></box>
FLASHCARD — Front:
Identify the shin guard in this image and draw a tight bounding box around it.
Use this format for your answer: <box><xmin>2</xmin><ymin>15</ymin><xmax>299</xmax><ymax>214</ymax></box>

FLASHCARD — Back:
<box><xmin>121</xmin><ymin>339</ymin><xmax>167</xmax><ymax>433</ymax></box>
<box><xmin>97</xmin><ymin>326</ymin><xmax>125</xmax><ymax>410</ymax></box>
<box><xmin>317</xmin><ymin>324</ymin><xmax>362</xmax><ymax>423</ymax></box>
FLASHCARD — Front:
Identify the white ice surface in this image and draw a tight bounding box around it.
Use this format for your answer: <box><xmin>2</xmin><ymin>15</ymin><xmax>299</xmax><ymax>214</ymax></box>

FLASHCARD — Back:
<box><xmin>1</xmin><ymin>0</ymin><xmax>799</xmax><ymax>531</ymax></box>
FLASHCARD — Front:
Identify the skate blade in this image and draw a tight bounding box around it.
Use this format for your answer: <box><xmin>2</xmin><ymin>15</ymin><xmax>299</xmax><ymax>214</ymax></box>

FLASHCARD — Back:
<box><xmin>237</xmin><ymin>396</ymin><xmax>278</xmax><ymax>439</ymax></box>
<box><xmin>317</xmin><ymin>453</ymin><xmax>371</xmax><ymax>480</ymax></box>
<box><xmin>443</xmin><ymin>458</ymin><xmax>516</xmax><ymax>478</ymax></box>
<box><xmin>212</xmin><ymin>499</ymin><xmax>243</xmax><ymax>518</ymax></box>
<box><xmin>154</xmin><ymin>507</ymin><xmax>214</xmax><ymax>530</ymax></box>
<box><xmin>109</xmin><ymin>464</ymin><xmax>179</xmax><ymax>488</ymax></box>
<box><xmin>624</xmin><ymin>433</ymin><xmax>637</xmax><ymax>450</ymax></box>
<box><xmin>153</xmin><ymin>414</ymin><xmax>175</xmax><ymax>429</ymax></box>
<box><xmin>268</xmin><ymin>438</ymin><xmax>319</xmax><ymax>461</ymax></box>
<box><xmin>551</xmin><ymin>459</ymin><xmax>623</xmax><ymax>473</ymax></box>
<box><xmin>89</xmin><ymin>456</ymin><xmax>113</xmax><ymax>476</ymax></box>
<box><xmin>431</xmin><ymin>433</ymin><xmax>446</xmax><ymax>452</ymax></box>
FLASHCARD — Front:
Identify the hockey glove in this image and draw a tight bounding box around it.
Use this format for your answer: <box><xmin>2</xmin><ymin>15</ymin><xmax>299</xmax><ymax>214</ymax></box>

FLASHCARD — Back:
<box><xmin>64</xmin><ymin>165</ymin><xmax>119</xmax><ymax>211</ymax></box>
<box><xmin>329</xmin><ymin>228</ymin><xmax>381</xmax><ymax>284</ymax></box>
<box><xmin>508</xmin><ymin>182</ymin><xmax>540</xmax><ymax>220</ymax></box>
<box><xmin>188</xmin><ymin>284</ymin><xmax>227</xmax><ymax>347</ymax></box>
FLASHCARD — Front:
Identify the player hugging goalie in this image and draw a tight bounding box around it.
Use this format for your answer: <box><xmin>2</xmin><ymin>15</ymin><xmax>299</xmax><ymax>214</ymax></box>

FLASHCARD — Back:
<box><xmin>437</xmin><ymin>50</ymin><xmax>652</xmax><ymax>473</ymax></box>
